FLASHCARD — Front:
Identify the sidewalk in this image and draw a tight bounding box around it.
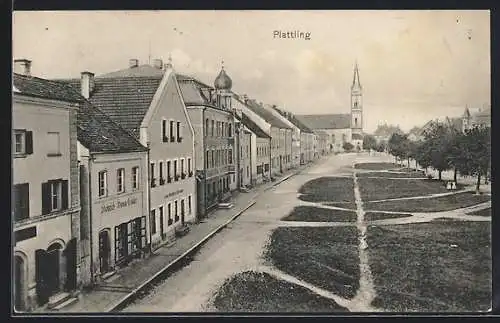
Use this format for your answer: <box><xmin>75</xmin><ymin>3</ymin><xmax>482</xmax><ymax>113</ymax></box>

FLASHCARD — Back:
<box><xmin>52</xmin><ymin>160</ymin><xmax>317</xmax><ymax>313</ymax></box>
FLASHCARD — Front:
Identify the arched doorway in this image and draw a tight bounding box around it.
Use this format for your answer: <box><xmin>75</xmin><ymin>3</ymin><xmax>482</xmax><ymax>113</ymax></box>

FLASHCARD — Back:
<box><xmin>99</xmin><ymin>230</ymin><xmax>111</xmax><ymax>274</ymax></box>
<box><xmin>14</xmin><ymin>255</ymin><xmax>26</xmax><ymax>311</ymax></box>
<box><xmin>36</xmin><ymin>242</ymin><xmax>63</xmax><ymax>305</ymax></box>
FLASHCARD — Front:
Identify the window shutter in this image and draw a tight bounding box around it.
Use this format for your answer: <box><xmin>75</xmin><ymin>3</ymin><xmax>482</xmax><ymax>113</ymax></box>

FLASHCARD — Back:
<box><xmin>25</xmin><ymin>131</ymin><xmax>33</xmax><ymax>154</ymax></box>
<box><xmin>41</xmin><ymin>182</ymin><xmax>50</xmax><ymax>215</ymax></box>
<box><xmin>61</xmin><ymin>180</ymin><xmax>69</xmax><ymax>210</ymax></box>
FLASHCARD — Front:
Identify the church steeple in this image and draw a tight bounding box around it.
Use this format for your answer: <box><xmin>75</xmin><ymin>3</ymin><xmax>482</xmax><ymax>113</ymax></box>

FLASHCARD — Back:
<box><xmin>351</xmin><ymin>60</ymin><xmax>362</xmax><ymax>91</ymax></box>
<box><xmin>350</xmin><ymin>60</ymin><xmax>363</xmax><ymax>137</ymax></box>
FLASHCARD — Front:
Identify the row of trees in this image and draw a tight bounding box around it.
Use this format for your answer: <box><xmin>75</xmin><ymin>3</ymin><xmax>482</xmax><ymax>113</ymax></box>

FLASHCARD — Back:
<box><xmin>386</xmin><ymin>122</ymin><xmax>490</xmax><ymax>193</ymax></box>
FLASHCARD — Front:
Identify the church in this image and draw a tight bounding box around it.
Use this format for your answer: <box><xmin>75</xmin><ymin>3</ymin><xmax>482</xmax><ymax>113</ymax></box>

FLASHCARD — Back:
<box><xmin>296</xmin><ymin>62</ymin><xmax>364</xmax><ymax>152</ymax></box>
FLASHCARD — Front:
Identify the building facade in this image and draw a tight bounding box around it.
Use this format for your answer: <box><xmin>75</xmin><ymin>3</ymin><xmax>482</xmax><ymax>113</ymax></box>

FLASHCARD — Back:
<box><xmin>13</xmin><ymin>67</ymin><xmax>82</xmax><ymax>311</ymax></box>
<box><xmin>61</xmin><ymin>59</ymin><xmax>197</xmax><ymax>251</ymax></box>
<box><xmin>177</xmin><ymin>69</ymin><xmax>236</xmax><ymax>217</ymax></box>
<box><xmin>75</xmin><ymin>79</ymin><xmax>149</xmax><ymax>286</ymax></box>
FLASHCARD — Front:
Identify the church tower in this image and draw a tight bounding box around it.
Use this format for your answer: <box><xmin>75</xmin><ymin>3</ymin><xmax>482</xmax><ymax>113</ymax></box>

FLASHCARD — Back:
<box><xmin>350</xmin><ymin>61</ymin><xmax>363</xmax><ymax>137</ymax></box>
<box><xmin>214</xmin><ymin>60</ymin><xmax>233</xmax><ymax>110</ymax></box>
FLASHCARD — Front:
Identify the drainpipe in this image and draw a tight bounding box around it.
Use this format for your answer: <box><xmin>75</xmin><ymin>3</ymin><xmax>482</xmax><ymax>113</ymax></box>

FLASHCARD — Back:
<box><xmin>202</xmin><ymin>107</ymin><xmax>207</xmax><ymax>218</ymax></box>
<box><xmin>269</xmin><ymin>136</ymin><xmax>272</xmax><ymax>179</ymax></box>
<box><xmin>88</xmin><ymin>155</ymin><xmax>94</xmax><ymax>285</ymax></box>
<box><xmin>249</xmin><ymin>133</ymin><xmax>253</xmax><ymax>186</ymax></box>
<box><xmin>236</xmin><ymin>125</ymin><xmax>241</xmax><ymax>190</ymax></box>
<box><xmin>146</xmin><ymin>142</ymin><xmax>152</xmax><ymax>254</ymax></box>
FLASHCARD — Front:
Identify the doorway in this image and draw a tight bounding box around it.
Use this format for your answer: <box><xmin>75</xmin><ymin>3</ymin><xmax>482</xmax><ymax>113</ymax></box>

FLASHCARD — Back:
<box><xmin>35</xmin><ymin>242</ymin><xmax>63</xmax><ymax>305</ymax></box>
<box><xmin>14</xmin><ymin>255</ymin><xmax>26</xmax><ymax>311</ymax></box>
<box><xmin>181</xmin><ymin>199</ymin><xmax>185</xmax><ymax>225</ymax></box>
<box><xmin>99</xmin><ymin>230</ymin><xmax>111</xmax><ymax>274</ymax></box>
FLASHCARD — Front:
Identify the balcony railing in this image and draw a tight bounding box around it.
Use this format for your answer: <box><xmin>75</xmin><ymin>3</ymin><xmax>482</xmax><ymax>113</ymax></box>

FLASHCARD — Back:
<box><xmin>188</xmin><ymin>171</ymin><xmax>193</xmax><ymax>177</ymax></box>
<box><xmin>227</xmin><ymin>164</ymin><xmax>236</xmax><ymax>173</ymax></box>
<box><xmin>151</xmin><ymin>178</ymin><xmax>156</xmax><ymax>188</ymax></box>
<box><xmin>159</xmin><ymin>178</ymin><xmax>166</xmax><ymax>185</ymax></box>
<box><xmin>181</xmin><ymin>173</ymin><xmax>186</xmax><ymax>180</ymax></box>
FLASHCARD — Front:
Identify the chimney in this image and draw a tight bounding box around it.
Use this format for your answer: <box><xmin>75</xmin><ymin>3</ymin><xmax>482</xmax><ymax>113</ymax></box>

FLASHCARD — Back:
<box><xmin>81</xmin><ymin>71</ymin><xmax>95</xmax><ymax>99</ymax></box>
<box><xmin>153</xmin><ymin>58</ymin><xmax>163</xmax><ymax>69</ymax></box>
<box><xmin>241</xmin><ymin>94</ymin><xmax>248</xmax><ymax>103</ymax></box>
<box><xmin>129</xmin><ymin>58</ymin><xmax>139</xmax><ymax>68</ymax></box>
<box><xmin>14</xmin><ymin>59</ymin><xmax>32</xmax><ymax>76</ymax></box>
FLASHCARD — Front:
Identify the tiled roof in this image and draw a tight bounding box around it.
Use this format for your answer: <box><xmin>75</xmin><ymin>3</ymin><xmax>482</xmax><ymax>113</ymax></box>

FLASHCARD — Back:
<box><xmin>272</xmin><ymin>107</ymin><xmax>314</xmax><ymax>133</ymax></box>
<box><xmin>14</xmin><ymin>73</ymin><xmax>146</xmax><ymax>153</ymax></box>
<box><xmin>241</xmin><ymin>113</ymin><xmax>271</xmax><ymax>139</ymax></box>
<box><xmin>60</xmin><ymin>76</ymin><xmax>163</xmax><ymax>136</ymax></box>
<box><xmin>98</xmin><ymin>64</ymin><xmax>165</xmax><ymax>78</ymax></box>
<box><xmin>78</xmin><ymin>100</ymin><xmax>147</xmax><ymax>153</ymax></box>
<box><xmin>295</xmin><ymin>114</ymin><xmax>351</xmax><ymax>130</ymax></box>
<box><xmin>244</xmin><ymin>100</ymin><xmax>291</xmax><ymax>129</ymax></box>
<box><xmin>13</xmin><ymin>73</ymin><xmax>83</xmax><ymax>103</ymax></box>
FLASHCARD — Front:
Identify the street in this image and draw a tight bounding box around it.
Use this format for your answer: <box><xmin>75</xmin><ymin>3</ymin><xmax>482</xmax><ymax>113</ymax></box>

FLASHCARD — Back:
<box><xmin>122</xmin><ymin>152</ymin><xmax>387</xmax><ymax>312</ymax></box>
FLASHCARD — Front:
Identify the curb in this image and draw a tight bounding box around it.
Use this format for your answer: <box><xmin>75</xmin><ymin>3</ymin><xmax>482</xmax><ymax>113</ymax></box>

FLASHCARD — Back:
<box><xmin>105</xmin><ymin>200</ymin><xmax>257</xmax><ymax>312</ymax></box>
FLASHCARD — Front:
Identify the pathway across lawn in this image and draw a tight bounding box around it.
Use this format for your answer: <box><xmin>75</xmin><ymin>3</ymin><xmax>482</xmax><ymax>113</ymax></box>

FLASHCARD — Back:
<box><xmin>209</xmin><ymin>159</ymin><xmax>491</xmax><ymax>313</ymax></box>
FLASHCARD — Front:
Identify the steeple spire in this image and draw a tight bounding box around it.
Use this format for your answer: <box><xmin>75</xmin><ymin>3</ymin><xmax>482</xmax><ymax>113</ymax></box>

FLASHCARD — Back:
<box><xmin>352</xmin><ymin>60</ymin><xmax>361</xmax><ymax>89</ymax></box>
<box><xmin>221</xmin><ymin>59</ymin><xmax>225</xmax><ymax>70</ymax></box>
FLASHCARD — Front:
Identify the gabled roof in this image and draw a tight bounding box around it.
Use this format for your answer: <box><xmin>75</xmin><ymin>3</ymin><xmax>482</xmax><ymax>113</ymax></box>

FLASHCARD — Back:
<box><xmin>244</xmin><ymin>100</ymin><xmax>291</xmax><ymax>129</ymax></box>
<box><xmin>295</xmin><ymin>114</ymin><xmax>351</xmax><ymax>130</ymax></box>
<box><xmin>59</xmin><ymin>75</ymin><xmax>163</xmax><ymax>136</ymax></box>
<box><xmin>241</xmin><ymin>113</ymin><xmax>271</xmax><ymax>139</ymax></box>
<box><xmin>13</xmin><ymin>73</ymin><xmax>83</xmax><ymax>103</ymax></box>
<box><xmin>78</xmin><ymin>100</ymin><xmax>147</xmax><ymax>153</ymax></box>
<box><xmin>14</xmin><ymin>73</ymin><xmax>145</xmax><ymax>153</ymax></box>
<box><xmin>272</xmin><ymin>107</ymin><xmax>314</xmax><ymax>133</ymax></box>
<box><xmin>177</xmin><ymin>75</ymin><xmax>217</xmax><ymax>107</ymax></box>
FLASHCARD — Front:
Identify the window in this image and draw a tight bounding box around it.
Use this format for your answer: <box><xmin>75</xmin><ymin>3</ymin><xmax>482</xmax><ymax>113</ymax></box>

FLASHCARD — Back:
<box><xmin>13</xmin><ymin>183</ymin><xmax>29</xmax><ymax>222</ymax></box>
<box><xmin>354</xmin><ymin>117</ymin><xmax>358</xmax><ymax>126</ymax></box>
<box><xmin>188</xmin><ymin>158</ymin><xmax>192</xmax><ymax>176</ymax></box>
<box><xmin>181</xmin><ymin>158</ymin><xmax>185</xmax><ymax>176</ymax></box>
<box><xmin>205</xmin><ymin>119</ymin><xmax>209</xmax><ymax>136</ymax></box>
<box><xmin>211</xmin><ymin>150</ymin><xmax>214</xmax><ymax>168</ymax></box>
<box><xmin>211</xmin><ymin>120</ymin><xmax>215</xmax><ymax>136</ymax></box>
<box><xmin>228</xmin><ymin>149</ymin><xmax>233</xmax><ymax>164</ymax></box>
<box><xmin>216</xmin><ymin>121</ymin><xmax>220</xmax><ymax>137</ymax></box>
<box><xmin>47</xmin><ymin>132</ymin><xmax>61</xmax><ymax>156</ymax></box>
<box><xmin>132</xmin><ymin>167</ymin><xmax>139</xmax><ymax>190</ymax></box>
<box><xmin>177</xmin><ymin>122</ymin><xmax>182</xmax><ymax>142</ymax></box>
<box><xmin>247</xmin><ymin>166</ymin><xmax>249</xmax><ymax>177</ymax></box>
<box><xmin>167</xmin><ymin>160</ymin><xmax>172</xmax><ymax>182</ymax></box>
<box><xmin>174</xmin><ymin>200</ymin><xmax>179</xmax><ymax>222</ymax></box>
<box><xmin>240</xmin><ymin>146</ymin><xmax>243</xmax><ymax>158</ymax></box>
<box><xmin>159</xmin><ymin>206</ymin><xmax>164</xmax><ymax>236</ymax></box>
<box><xmin>13</xmin><ymin>130</ymin><xmax>33</xmax><ymax>156</ymax></box>
<box><xmin>188</xmin><ymin>195</ymin><xmax>192</xmax><ymax>214</ymax></box>
<box><xmin>159</xmin><ymin>161</ymin><xmax>164</xmax><ymax>185</ymax></box>
<box><xmin>228</xmin><ymin>123</ymin><xmax>232</xmax><ymax>137</ymax></box>
<box><xmin>162</xmin><ymin>119</ymin><xmax>168</xmax><ymax>142</ymax></box>
<box><xmin>117</xmin><ymin>168</ymin><xmax>125</xmax><ymax>193</ymax></box>
<box><xmin>170</xmin><ymin>120</ymin><xmax>175</xmax><ymax>142</ymax></box>
<box><xmin>257</xmin><ymin>165</ymin><xmax>263</xmax><ymax>174</ymax></box>
<box><xmin>150</xmin><ymin>162</ymin><xmax>156</xmax><ymax>187</ymax></box>
<box><xmin>206</xmin><ymin>151</ymin><xmax>209</xmax><ymax>168</ymax></box>
<box><xmin>41</xmin><ymin>180</ymin><xmax>68</xmax><ymax>214</ymax></box>
<box><xmin>150</xmin><ymin>209</ymin><xmax>156</xmax><ymax>234</ymax></box>
<box><xmin>167</xmin><ymin>203</ymin><xmax>172</xmax><ymax>225</ymax></box>
<box><xmin>222</xmin><ymin>123</ymin><xmax>225</xmax><ymax>137</ymax></box>
<box><xmin>98</xmin><ymin>171</ymin><xmax>107</xmax><ymax>197</ymax></box>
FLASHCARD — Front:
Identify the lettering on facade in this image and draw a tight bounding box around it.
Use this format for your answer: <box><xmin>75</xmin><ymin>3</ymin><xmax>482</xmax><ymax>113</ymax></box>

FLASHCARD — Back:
<box><xmin>164</xmin><ymin>189</ymin><xmax>184</xmax><ymax>199</ymax></box>
<box><xmin>101</xmin><ymin>196</ymin><xmax>138</xmax><ymax>214</ymax></box>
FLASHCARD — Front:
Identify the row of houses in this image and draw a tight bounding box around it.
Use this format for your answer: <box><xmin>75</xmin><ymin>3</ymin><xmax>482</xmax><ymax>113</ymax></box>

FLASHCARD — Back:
<box><xmin>12</xmin><ymin>57</ymin><xmax>335</xmax><ymax>312</ymax></box>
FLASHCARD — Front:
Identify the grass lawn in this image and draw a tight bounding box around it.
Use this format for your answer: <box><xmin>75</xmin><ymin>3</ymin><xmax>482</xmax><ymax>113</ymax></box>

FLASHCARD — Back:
<box><xmin>358</xmin><ymin>178</ymin><xmax>461</xmax><ymax>201</ymax></box>
<box><xmin>212</xmin><ymin>271</ymin><xmax>349</xmax><ymax>312</ymax></box>
<box><xmin>264</xmin><ymin>226</ymin><xmax>360</xmax><ymax>299</ymax></box>
<box><xmin>364</xmin><ymin>212</ymin><xmax>413</xmax><ymax>221</ymax></box>
<box><xmin>282</xmin><ymin>206</ymin><xmax>357</xmax><ymax>222</ymax></box>
<box><xmin>298</xmin><ymin>177</ymin><xmax>355</xmax><ymax>203</ymax></box>
<box><xmin>367</xmin><ymin>219</ymin><xmax>491</xmax><ymax>312</ymax></box>
<box><xmin>467</xmin><ymin>208</ymin><xmax>491</xmax><ymax>217</ymax></box>
<box><xmin>354</xmin><ymin>162</ymin><xmax>399</xmax><ymax>170</ymax></box>
<box><xmin>365</xmin><ymin>191</ymin><xmax>491</xmax><ymax>213</ymax></box>
<box><xmin>357</xmin><ymin>171</ymin><xmax>426</xmax><ymax>179</ymax></box>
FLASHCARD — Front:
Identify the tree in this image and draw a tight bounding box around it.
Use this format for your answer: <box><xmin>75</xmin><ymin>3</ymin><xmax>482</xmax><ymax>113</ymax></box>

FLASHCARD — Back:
<box><xmin>388</xmin><ymin>133</ymin><xmax>409</xmax><ymax>165</ymax></box>
<box><xmin>453</xmin><ymin>126</ymin><xmax>491</xmax><ymax>194</ymax></box>
<box><xmin>343</xmin><ymin>142</ymin><xmax>354</xmax><ymax>152</ymax></box>
<box><xmin>362</xmin><ymin>135</ymin><xmax>377</xmax><ymax>151</ymax></box>
<box><xmin>421</xmin><ymin>121</ymin><xmax>453</xmax><ymax>180</ymax></box>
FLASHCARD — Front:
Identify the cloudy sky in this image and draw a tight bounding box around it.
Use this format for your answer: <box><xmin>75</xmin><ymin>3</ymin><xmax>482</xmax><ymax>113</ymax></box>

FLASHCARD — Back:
<box><xmin>13</xmin><ymin>10</ymin><xmax>490</xmax><ymax>132</ymax></box>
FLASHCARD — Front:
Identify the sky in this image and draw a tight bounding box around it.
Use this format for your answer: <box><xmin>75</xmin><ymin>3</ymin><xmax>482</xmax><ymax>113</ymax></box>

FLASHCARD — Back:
<box><xmin>12</xmin><ymin>10</ymin><xmax>490</xmax><ymax>132</ymax></box>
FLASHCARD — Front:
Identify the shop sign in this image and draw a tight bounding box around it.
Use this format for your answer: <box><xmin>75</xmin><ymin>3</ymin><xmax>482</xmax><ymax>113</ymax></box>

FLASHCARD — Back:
<box><xmin>101</xmin><ymin>196</ymin><xmax>138</xmax><ymax>214</ymax></box>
